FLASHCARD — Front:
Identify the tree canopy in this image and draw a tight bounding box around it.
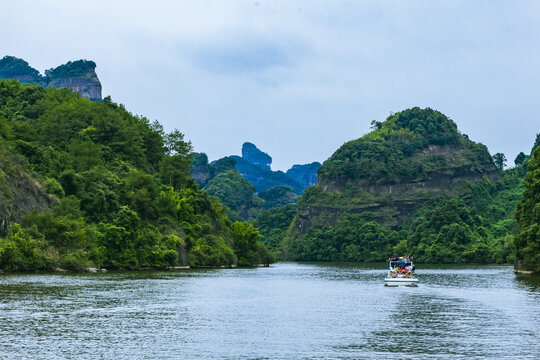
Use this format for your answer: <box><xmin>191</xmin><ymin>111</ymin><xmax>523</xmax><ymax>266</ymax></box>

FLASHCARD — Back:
<box><xmin>514</xmin><ymin>146</ymin><xmax>540</xmax><ymax>273</ymax></box>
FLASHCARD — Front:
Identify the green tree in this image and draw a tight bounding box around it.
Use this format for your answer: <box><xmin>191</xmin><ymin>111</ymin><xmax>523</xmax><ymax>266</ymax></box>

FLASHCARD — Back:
<box><xmin>253</xmin><ymin>204</ymin><xmax>296</xmax><ymax>255</ymax></box>
<box><xmin>231</xmin><ymin>221</ymin><xmax>268</xmax><ymax>266</ymax></box>
<box><xmin>493</xmin><ymin>153</ymin><xmax>507</xmax><ymax>170</ymax></box>
<box><xmin>514</xmin><ymin>152</ymin><xmax>526</xmax><ymax>166</ymax></box>
<box><xmin>203</xmin><ymin>170</ymin><xmax>263</xmax><ymax>220</ymax></box>
<box><xmin>514</xmin><ymin>147</ymin><xmax>540</xmax><ymax>273</ymax></box>
<box><xmin>164</xmin><ymin>129</ymin><xmax>192</xmax><ymax>156</ymax></box>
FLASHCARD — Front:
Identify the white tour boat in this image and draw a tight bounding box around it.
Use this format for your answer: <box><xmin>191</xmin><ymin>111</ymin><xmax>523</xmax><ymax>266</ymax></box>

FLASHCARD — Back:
<box><xmin>384</xmin><ymin>256</ymin><xmax>418</xmax><ymax>286</ymax></box>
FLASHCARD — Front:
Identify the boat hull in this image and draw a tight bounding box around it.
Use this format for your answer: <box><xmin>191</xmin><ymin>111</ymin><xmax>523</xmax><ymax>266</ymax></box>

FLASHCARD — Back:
<box><xmin>384</xmin><ymin>277</ymin><xmax>418</xmax><ymax>286</ymax></box>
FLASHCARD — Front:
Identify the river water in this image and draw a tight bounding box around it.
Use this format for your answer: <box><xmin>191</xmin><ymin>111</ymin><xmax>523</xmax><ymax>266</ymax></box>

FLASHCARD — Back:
<box><xmin>0</xmin><ymin>263</ymin><xmax>538</xmax><ymax>359</ymax></box>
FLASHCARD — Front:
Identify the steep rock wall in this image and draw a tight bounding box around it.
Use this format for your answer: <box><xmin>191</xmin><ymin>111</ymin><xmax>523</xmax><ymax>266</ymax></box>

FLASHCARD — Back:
<box><xmin>48</xmin><ymin>76</ymin><xmax>102</xmax><ymax>100</ymax></box>
<box><xmin>0</xmin><ymin>169</ymin><xmax>57</xmax><ymax>236</ymax></box>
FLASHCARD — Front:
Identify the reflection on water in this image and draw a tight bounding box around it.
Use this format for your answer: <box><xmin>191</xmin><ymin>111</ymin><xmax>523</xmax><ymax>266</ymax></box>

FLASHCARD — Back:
<box><xmin>0</xmin><ymin>263</ymin><xmax>538</xmax><ymax>359</ymax></box>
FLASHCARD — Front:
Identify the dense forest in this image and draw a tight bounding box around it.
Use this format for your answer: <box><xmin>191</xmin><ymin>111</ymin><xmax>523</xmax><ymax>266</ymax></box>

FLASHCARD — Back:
<box><xmin>514</xmin><ymin>146</ymin><xmax>540</xmax><ymax>273</ymax></box>
<box><xmin>0</xmin><ymin>79</ymin><xmax>273</xmax><ymax>271</ymax></box>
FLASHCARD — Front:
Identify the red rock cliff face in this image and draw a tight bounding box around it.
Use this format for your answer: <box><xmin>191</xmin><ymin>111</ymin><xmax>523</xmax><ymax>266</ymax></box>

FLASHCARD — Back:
<box><xmin>48</xmin><ymin>76</ymin><xmax>102</xmax><ymax>100</ymax></box>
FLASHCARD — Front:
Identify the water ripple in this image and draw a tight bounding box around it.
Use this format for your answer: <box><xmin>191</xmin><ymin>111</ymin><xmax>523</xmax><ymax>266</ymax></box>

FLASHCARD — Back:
<box><xmin>0</xmin><ymin>264</ymin><xmax>538</xmax><ymax>359</ymax></box>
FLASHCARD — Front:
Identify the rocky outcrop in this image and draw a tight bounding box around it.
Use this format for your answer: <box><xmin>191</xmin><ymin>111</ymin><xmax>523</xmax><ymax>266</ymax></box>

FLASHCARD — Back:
<box><xmin>514</xmin><ymin>258</ymin><xmax>534</xmax><ymax>274</ymax></box>
<box><xmin>48</xmin><ymin>75</ymin><xmax>101</xmax><ymax>100</ymax></box>
<box><xmin>45</xmin><ymin>60</ymin><xmax>102</xmax><ymax>100</ymax></box>
<box><xmin>192</xmin><ymin>143</ymin><xmax>320</xmax><ymax>195</ymax></box>
<box><xmin>0</xmin><ymin>166</ymin><xmax>57</xmax><ymax>236</ymax></box>
<box><xmin>0</xmin><ymin>56</ymin><xmax>102</xmax><ymax>100</ymax></box>
<box><xmin>191</xmin><ymin>164</ymin><xmax>212</xmax><ymax>186</ymax></box>
<box><xmin>242</xmin><ymin>142</ymin><xmax>272</xmax><ymax>171</ymax></box>
<box><xmin>321</xmin><ymin>145</ymin><xmax>498</xmax><ymax>194</ymax></box>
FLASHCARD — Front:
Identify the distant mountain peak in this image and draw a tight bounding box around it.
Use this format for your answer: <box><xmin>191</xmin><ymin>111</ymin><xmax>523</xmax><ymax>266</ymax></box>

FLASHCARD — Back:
<box><xmin>242</xmin><ymin>142</ymin><xmax>272</xmax><ymax>171</ymax></box>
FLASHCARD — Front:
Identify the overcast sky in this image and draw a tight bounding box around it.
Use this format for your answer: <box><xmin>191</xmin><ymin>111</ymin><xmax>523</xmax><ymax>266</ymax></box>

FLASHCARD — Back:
<box><xmin>4</xmin><ymin>0</ymin><xmax>539</xmax><ymax>170</ymax></box>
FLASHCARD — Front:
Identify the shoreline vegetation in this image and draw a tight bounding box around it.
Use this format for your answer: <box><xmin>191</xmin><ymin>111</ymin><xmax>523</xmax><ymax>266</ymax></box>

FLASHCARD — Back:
<box><xmin>0</xmin><ymin>261</ymin><xmax>518</xmax><ymax>275</ymax></box>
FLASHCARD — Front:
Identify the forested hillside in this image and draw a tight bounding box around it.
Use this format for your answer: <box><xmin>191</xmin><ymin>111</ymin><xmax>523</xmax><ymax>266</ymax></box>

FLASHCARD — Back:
<box><xmin>514</xmin><ymin>146</ymin><xmax>540</xmax><ymax>273</ymax></box>
<box><xmin>0</xmin><ymin>79</ymin><xmax>272</xmax><ymax>271</ymax></box>
<box><xmin>191</xmin><ymin>151</ymin><xmax>299</xmax><ymax>222</ymax></box>
<box><xmin>283</xmin><ymin>108</ymin><xmax>526</xmax><ymax>264</ymax></box>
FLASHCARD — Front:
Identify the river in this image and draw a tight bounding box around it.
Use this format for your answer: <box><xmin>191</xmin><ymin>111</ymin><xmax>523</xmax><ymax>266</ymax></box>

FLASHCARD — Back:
<box><xmin>0</xmin><ymin>263</ymin><xmax>538</xmax><ymax>359</ymax></box>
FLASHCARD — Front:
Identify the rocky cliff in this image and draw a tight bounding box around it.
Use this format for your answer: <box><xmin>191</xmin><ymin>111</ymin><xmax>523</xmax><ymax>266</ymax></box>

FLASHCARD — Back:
<box><xmin>0</xmin><ymin>146</ymin><xmax>57</xmax><ymax>236</ymax></box>
<box><xmin>191</xmin><ymin>153</ymin><xmax>236</xmax><ymax>187</ymax></box>
<box><xmin>242</xmin><ymin>142</ymin><xmax>272</xmax><ymax>171</ymax></box>
<box><xmin>45</xmin><ymin>60</ymin><xmax>102</xmax><ymax>100</ymax></box>
<box><xmin>0</xmin><ymin>56</ymin><xmax>102</xmax><ymax>100</ymax></box>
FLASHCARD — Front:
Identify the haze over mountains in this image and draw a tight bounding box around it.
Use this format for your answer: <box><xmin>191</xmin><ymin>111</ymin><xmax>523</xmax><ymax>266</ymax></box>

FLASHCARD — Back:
<box><xmin>192</xmin><ymin>142</ymin><xmax>321</xmax><ymax>194</ymax></box>
<box><xmin>191</xmin><ymin>142</ymin><xmax>320</xmax><ymax>221</ymax></box>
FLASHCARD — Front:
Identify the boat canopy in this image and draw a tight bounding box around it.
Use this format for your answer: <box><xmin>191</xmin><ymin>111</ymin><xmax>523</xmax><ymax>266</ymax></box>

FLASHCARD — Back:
<box><xmin>389</xmin><ymin>256</ymin><xmax>412</xmax><ymax>268</ymax></box>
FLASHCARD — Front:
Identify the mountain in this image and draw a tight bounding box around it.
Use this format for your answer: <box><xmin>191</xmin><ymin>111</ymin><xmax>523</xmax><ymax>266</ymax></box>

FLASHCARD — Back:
<box><xmin>286</xmin><ymin>162</ymin><xmax>321</xmax><ymax>190</ymax></box>
<box><xmin>283</xmin><ymin>107</ymin><xmax>521</xmax><ymax>263</ymax></box>
<box><xmin>194</xmin><ymin>142</ymin><xmax>319</xmax><ymax>195</ymax></box>
<box><xmin>191</xmin><ymin>142</ymin><xmax>319</xmax><ymax>215</ymax></box>
<box><xmin>297</xmin><ymin>107</ymin><xmax>499</xmax><ymax>229</ymax></box>
<box><xmin>193</xmin><ymin>156</ymin><xmax>297</xmax><ymax>221</ymax></box>
<box><xmin>242</xmin><ymin>142</ymin><xmax>272</xmax><ymax>171</ymax></box>
<box><xmin>0</xmin><ymin>56</ymin><xmax>102</xmax><ymax>100</ymax></box>
<box><xmin>191</xmin><ymin>145</ymin><xmax>302</xmax><ymax>222</ymax></box>
<box><xmin>191</xmin><ymin>153</ymin><xmax>236</xmax><ymax>187</ymax></box>
<box><xmin>203</xmin><ymin>170</ymin><xmax>264</xmax><ymax>220</ymax></box>
<box><xmin>229</xmin><ymin>155</ymin><xmax>304</xmax><ymax>194</ymax></box>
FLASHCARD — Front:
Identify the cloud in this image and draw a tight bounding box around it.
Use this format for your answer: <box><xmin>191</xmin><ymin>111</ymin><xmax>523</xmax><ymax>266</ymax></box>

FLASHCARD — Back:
<box><xmin>3</xmin><ymin>1</ymin><xmax>540</xmax><ymax>170</ymax></box>
<box><xmin>193</xmin><ymin>31</ymin><xmax>296</xmax><ymax>75</ymax></box>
